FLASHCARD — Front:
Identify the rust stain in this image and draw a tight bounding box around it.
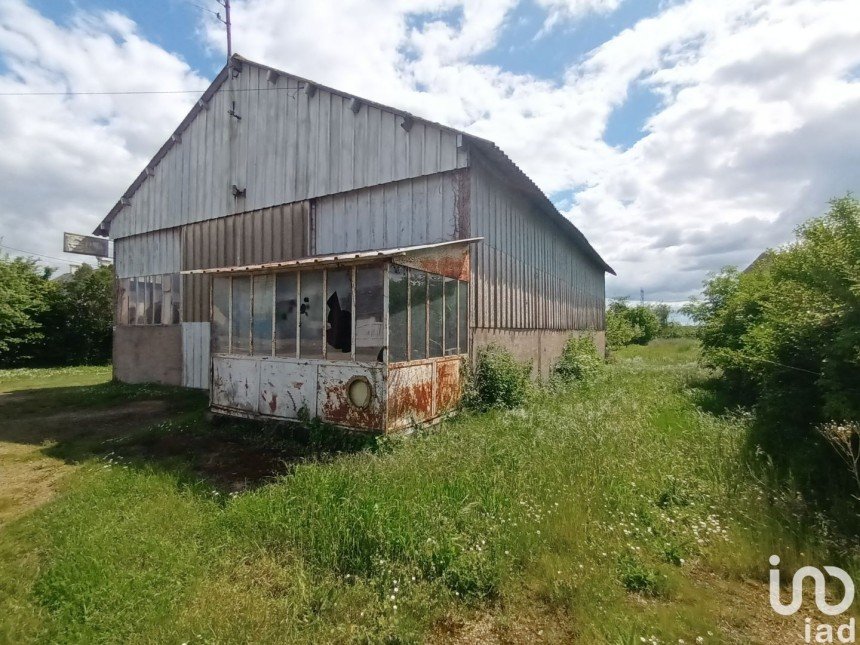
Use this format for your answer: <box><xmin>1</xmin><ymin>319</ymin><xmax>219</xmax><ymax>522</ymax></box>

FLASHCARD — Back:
<box><xmin>435</xmin><ymin>358</ymin><xmax>462</xmax><ymax>413</ymax></box>
<box><xmin>321</xmin><ymin>380</ymin><xmax>383</xmax><ymax>431</ymax></box>
<box><xmin>268</xmin><ymin>393</ymin><xmax>278</xmax><ymax>414</ymax></box>
<box><xmin>395</xmin><ymin>245</ymin><xmax>471</xmax><ymax>281</ymax></box>
<box><xmin>387</xmin><ymin>365</ymin><xmax>434</xmax><ymax>431</ymax></box>
<box><xmin>455</xmin><ymin>168</ymin><xmax>471</xmax><ymax>239</ymax></box>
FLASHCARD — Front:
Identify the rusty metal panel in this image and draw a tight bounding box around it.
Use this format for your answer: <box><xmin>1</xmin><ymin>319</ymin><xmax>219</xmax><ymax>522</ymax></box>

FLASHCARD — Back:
<box><xmin>317</xmin><ymin>364</ymin><xmax>385</xmax><ymax>431</ymax></box>
<box><xmin>393</xmin><ymin>243</ymin><xmax>470</xmax><ymax>282</ymax></box>
<box><xmin>259</xmin><ymin>359</ymin><xmax>317</xmax><ymax>419</ymax></box>
<box><xmin>387</xmin><ymin>362</ymin><xmax>433</xmax><ymax>431</ymax></box>
<box><xmin>212</xmin><ymin>356</ymin><xmax>260</xmax><ymax>412</ymax></box>
<box><xmin>434</xmin><ymin>357</ymin><xmax>463</xmax><ymax>413</ymax></box>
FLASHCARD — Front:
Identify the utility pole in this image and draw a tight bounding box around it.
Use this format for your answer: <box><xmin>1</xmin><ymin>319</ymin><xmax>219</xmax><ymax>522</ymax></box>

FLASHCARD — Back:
<box><xmin>640</xmin><ymin>288</ymin><xmax>645</xmax><ymax>306</ymax></box>
<box><xmin>216</xmin><ymin>0</ymin><xmax>232</xmax><ymax>59</ymax></box>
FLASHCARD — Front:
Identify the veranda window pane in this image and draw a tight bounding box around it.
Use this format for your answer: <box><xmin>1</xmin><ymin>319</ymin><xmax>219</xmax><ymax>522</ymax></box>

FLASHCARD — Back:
<box><xmin>275</xmin><ymin>272</ymin><xmax>298</xmax><ymax>357</ymax></box>
<box><xmin>162</xmin><ymin>275</ymin><xmax>173</xmax><ymax>325</ymax></box>
<box><xmin>458</xmin><ymin>280</ymin><xmax>469</xmax><ymax>354</ymax></box>
<box><xmin>409</xmin><ymin>269</ymin><xmax>427</xmax><ymax>360</ymax></box>
<box><xmin>171</xmin><ymin>273</ymin><xmax>182</xmax><ymax>324</ymax></box>
<box><xmin>152</xmin><ymin>275</ymin><xmax>163</xmax><ymax>325</ymax></box>
<box><xmin>444</xmin><ymin>277</ymin><xmax>458</xmax><ymax>355</ymax></box>
<box><xmin>355</xmin><ymin>266</ymin><xmax>384</xmax><ymax>362</ymax></box>
<box><xmin>144</xmin><ymin>276</ymin><xmax>154</xmax><ymax>325</ymax></box>
<box><xmin>428</xmin><ymin>274</ymin><xmax>444</xmax><ymax>358</ymax></box>
<box><xmin>326</xmin><ymin>269</ymin><xmax>352</xmax><ymax>360</ymax></box>
<box><xmin>252</xmin><ymin>274</ymin><xmax>274</xmax><ymax>356</ymax></box>
<box><xmin>212</xmin><ymin>277</ymin><xmax>230</xmax><ymax>354</ymax></box>
<box><xmin>117</xmin><ymin>278</ymin><xmax>129</xmax><ymax>325</ymax></box>
<box><xmin>135</xmin><ymin>278</ymin><xmax>145</xmax><ymax>325</ymax></box>
<box><xmin>299</xmin><ymin>270</ymin><xmax>324</xmax><ymax>359</ymax></box>
<box><xmin>231</xmin><ymin>276</ymin><xmax>251</xmax><ymax>354</ymax></box>
<box><xmin>388</xmin><ymin>265</ymin><xmax>408</xmax><ymax>362</ymax></box>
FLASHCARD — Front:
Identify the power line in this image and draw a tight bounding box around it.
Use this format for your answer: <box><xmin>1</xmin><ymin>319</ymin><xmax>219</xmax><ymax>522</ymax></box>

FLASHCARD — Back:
<box><xmin>0</xmin><ymin>86</ymin><xmax>306</xmax><ymax>97</ymax></box>
<box><xmin>183</xmin><ymin>0</ymin><xmax>219</xmax><ymax>16</ymax></box>
<box><xmin>0</xmin><ymin>243</ymin><xmax>81</xmax><ymax>264</ymax></box>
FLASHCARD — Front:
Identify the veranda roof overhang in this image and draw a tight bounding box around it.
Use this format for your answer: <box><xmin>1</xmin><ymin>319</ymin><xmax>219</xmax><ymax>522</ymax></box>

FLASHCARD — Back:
<box><xmin>181</xmin><ymin>238</ymin><xmax>483</xmax><ymax>276</ymax></box>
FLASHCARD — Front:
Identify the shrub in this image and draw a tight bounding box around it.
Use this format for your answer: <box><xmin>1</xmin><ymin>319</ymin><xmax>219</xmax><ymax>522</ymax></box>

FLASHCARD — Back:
<box><xmin>553</xmin><ymin>335</ymin><xmax>603</xmax><ymax>384</ymax></box>
<box><xmin>625</xmin><ymin>306</ymin><xmax>661</xmax><ymax>345</ymax></box>
<box><xmin>685</xmin><ymin>196</ymin><xmax>860</xmax><ymax>499</ymax></box>
<box><xmin>606</xmin><ymin>308</ymin><xmax>636</xmax><ymax>349</ymax></box>
<box><xmin>605</xmin><ymin>299</ymin><xmax>663</xmax><ymax>348</ymax></box>
<box><xmin>464</xmin><ymin>344</ymin><xmax>531</xmax><ymax>410</ymax></box>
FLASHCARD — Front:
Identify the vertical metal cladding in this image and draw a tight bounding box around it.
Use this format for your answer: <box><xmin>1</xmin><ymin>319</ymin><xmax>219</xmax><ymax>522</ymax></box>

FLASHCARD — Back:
<box><xmin>109</xmin><ymin>63</ymin><xmax>466</xmax><ymax>239</ymax></box>
<box><xmin>113</xmin><ymin>229</ymin><xmax>181</xmax><ymax>279</ymax></box>
<box><xmin>313</xmin><ymin>170</ymin><xmax>467</xmax><ymax>254</ymax></box>
<box><xmin>469</xmin><ymin>156</ymin><xmax>605</xmax><ymax>332</ymax></box>
<box><xmin>181</xmin><ymin>322</ymin><xmax>211</xmax><ymax>389</ymax></box>
<box><xmin>181</xmin><ymin>201</ymin><xmax>309</xmax><ymax>322</ymax></box>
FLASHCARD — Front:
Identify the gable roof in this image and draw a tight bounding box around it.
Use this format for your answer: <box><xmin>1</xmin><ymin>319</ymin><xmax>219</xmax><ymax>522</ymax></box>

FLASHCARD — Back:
<box><xmin>95</xmin><ymin>54</ymin><xmax>614</xmax><ymax>275</ymax></box>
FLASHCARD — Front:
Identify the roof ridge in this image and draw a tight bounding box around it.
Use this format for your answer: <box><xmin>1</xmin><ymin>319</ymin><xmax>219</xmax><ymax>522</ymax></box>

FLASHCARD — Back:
<box><xmin>95</xmin><ymin>53</ymin><xmax>613</xmax><ymax>275</ymax></box>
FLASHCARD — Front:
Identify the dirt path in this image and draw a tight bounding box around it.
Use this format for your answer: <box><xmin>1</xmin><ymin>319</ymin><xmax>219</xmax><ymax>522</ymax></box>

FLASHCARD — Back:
<box><xmin>0</xmin><ymin>399</ymin><xmax>174</xmax><ymax>528</ymax></box>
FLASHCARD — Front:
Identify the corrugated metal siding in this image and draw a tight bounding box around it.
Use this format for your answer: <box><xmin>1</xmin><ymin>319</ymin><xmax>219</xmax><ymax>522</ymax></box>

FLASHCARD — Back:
<box><xmin>314</xmin><ymin>170</ymin><xmax>468</xmax><ymax>254</ymax></box>
<box><xmin>469</xmin><ymin>157</ymin><xmax>605</xmax><ymax>331</ymax></box>
<box><xmin>181</xmin><ymin>201</ymin><xmax>309</xmax><ymax>321</ymax></box>
<box><xmin>113</xmin><ymin>229</ymin><xmax>181</xmax><ymax>278</ymax></box>
<box><xmin>110</xmin><ymin>63</ymin><xmax>466</xmax><ymax>239</ymax></box>
<box><xmin>181</xmin><ymin>322</ymin><xmax>210</xmax><ymax>389</ymax></box>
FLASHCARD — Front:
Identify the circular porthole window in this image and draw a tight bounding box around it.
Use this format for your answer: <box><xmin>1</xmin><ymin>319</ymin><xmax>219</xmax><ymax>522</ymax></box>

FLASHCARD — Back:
<box><xmin>347</xmin><ymin>377</ymin><xmax>373</xmax><ymax>409</ymax></box>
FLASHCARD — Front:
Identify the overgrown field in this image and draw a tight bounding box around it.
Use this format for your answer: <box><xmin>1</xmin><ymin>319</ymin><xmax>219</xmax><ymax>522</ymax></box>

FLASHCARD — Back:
<box><xmin>0</xmin><ymin>340</ymin><xmax>857</xmax><ymax>643</ymax></box>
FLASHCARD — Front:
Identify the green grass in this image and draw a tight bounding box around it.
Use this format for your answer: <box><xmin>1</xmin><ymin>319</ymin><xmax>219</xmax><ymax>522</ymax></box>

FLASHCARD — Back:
<box><xmin>0</xmin><ymin>365</ymin><xmax>112</xmax><ymax>393</ymax></box>
<box><xmin>0</xmin><ymin>340</ymin><xmax>857</xmax><ymax>643</ymax></box>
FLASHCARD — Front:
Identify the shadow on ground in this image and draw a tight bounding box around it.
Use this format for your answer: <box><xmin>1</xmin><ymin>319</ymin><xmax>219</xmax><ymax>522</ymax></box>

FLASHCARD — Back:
<box><xmin>0</xmin><ymin>381</ymin><xmax>377</xmax><ymax>493</ymax></box>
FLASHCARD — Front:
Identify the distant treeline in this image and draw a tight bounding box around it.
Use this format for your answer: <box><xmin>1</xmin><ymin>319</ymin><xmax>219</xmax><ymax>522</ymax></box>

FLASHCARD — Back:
<box><xmin>605</xmin><ymin>299</ymin><xmax>694</xmax><ymax>349</ymax></box>
<box><xmin>0</xmin><ymin>259</ymin><xmax>112</xmax><ymax>367</ymax></box>
<box><xmin>685</xmin><ymin>196</ymin><xmax>860</xmax><ymax>502</ymax></box>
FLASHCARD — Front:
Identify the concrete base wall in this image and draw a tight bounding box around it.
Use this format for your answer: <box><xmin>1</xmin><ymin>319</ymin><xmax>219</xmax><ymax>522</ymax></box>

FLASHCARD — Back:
<box><xmin>113</xmin><ymin>325</ymin><xmax>182</xmax><ymax>386</ymax></box>
<box><xmin>471</xmin><ymin>328</ymin><xmax>606</xmax><ymax>381</ymax></box>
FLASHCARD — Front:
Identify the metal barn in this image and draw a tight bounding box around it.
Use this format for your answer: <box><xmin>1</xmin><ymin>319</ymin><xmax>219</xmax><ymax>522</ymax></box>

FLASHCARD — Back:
<box><xmin>97</xmin><ymin>54</ymin><xmax>614</xmax><ymax>432</ymax></box>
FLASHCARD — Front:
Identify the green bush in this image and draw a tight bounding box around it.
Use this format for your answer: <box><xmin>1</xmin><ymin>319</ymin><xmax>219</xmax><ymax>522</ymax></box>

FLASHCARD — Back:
<box><xmin>553</xmin><ymin>335</ymin><xmax>603</xmax><ymax>384</ymax></box>
<box><xmin>685</xmin><ymin>196</ymin><xmax>860</xmax><ymax>497</ymax></box>
<box><xmin>0</xmin><ymin>258</ymin><xmax>112</xmax><ymax>367</ymax></box>
<box><xmin>464</xmin><ymin>344</ymin><xmax>531</xmax><ymax>410</ymax></box>
<box><xmin>605</xmin><ymin>299</ymin><xmax>663</xmax><ymax>348</ymax></box>
<box><xmin>606</xmin><ymin>308</ymin><xmax>636</xmax><ymax>349</ymax></box>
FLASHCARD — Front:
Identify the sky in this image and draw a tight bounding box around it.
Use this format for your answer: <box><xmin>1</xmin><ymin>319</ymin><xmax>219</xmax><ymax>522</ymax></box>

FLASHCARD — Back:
<box><xmin>1</xmin><ymin>0</ymin><xmax>859</xmax><ymax>304</ymax></box>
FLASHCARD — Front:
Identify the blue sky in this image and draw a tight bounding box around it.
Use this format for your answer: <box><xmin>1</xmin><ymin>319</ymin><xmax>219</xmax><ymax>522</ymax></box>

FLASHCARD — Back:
<box><xmin>28</xmin><ymin>0</ymin><xmax>659</xmax><ymax>149</ymax></box>
<box><xmin>1</xmin><ymin>0</ymin><xmax>859</xmax><ymax>303</ymax></box>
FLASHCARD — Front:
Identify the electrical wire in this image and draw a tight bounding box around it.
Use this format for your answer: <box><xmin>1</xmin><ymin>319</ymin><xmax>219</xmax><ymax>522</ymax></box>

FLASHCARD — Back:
<box><xmin>0</xmin><ymin>86</ymin><xmax>306</xmax><ymax>97</ymax></box>
<box><xmin>0</xmin><ymin>243</ymin><xmax>87</xmax><ymax>264</ymax></box>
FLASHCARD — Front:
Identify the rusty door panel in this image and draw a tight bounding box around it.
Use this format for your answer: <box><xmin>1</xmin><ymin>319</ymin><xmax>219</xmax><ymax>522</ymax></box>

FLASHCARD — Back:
<box><xmin>387</xmin><ymin>363</ymin><xmax>434</xmax><ymax>431</ymax></box>
<box><xmin>212</xmin><ymin>356</ymin><xmax>260</xmax><ymax>412</ymax></box>
<box><xmin>258</xmin><ymin>360</ymin><xmax>317</xmax><ymax>419</ymax></box>
<box><xmin>317</xmin><ymin>365</ymin><xmax>385</xmax><ymax>431</ymax></box>
<box><xmin>435</xmin><ymin>357</ymin><xmax>463</xmax><ymax>413</ymax></box>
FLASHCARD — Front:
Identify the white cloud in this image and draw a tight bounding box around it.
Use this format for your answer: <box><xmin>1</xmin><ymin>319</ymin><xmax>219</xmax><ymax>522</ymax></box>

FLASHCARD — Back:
<box><xmin>0</xmin><ymin>0</ymin><xmax>207</xmax><ymax>269</ymax></box>
<box><xmin>535</xmin><ymin>0</ymin><xmax>624</xmax><ymax>34</ymax></box>
<box><xmin>1</xmin><ymin>0</ymin><xmax>859</xmax><ymax>305</ymax></box>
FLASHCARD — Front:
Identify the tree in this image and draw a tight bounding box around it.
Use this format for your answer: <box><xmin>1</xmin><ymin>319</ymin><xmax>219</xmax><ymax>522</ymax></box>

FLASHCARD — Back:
<box><xmin>0</xmin><ymin>256</ymin><xmax>55</xmax><ymax>365</ymax></box>
<box><xmin>39</xmin><ymin>264</ymin><xmax>114</xmax><ymax>365</ymax></box>
<box><xmin>0</xmin><ymin>258</ymin><xmax>113</xmax><ymax>367</ymax></box>
<box><xmin>689</xmin><ymin>196</ymin><xmax>860</xmax><ymax>497</ymax></box>
<box><xmin>605</xmin><ymin>298</ymin><xmax>661</xmax><ymax>347</ymax></box>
